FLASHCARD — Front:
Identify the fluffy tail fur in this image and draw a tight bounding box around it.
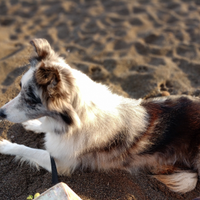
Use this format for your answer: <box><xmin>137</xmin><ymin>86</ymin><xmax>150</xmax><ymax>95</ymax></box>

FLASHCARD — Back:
<box><xmin>153</xmin><ymin>170</ymin><xmax>198</xmax><ymax>193</ymax></box>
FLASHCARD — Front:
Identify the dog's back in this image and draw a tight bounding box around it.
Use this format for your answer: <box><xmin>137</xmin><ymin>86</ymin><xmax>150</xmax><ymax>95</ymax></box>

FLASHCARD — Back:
<box><xmin>77</xmin><ymin>95</ymin><xmax>200</xmax><ymax>193</ymax></box>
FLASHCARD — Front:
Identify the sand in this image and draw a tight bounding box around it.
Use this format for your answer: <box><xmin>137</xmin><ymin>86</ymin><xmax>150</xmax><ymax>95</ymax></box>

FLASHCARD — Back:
<box><xmin>1</xmin><ymin>0</ymin><xmax>200</xmax><ymax>199</ymax></box>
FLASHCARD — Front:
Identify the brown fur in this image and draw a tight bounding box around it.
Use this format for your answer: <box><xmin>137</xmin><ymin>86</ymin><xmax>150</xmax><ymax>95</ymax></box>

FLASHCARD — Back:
<box><xmin>35</xmin><ymin>62</ymin><xmax>70</xmax><ymax>110</ymax></box>
<box><xmin>30</xmin><ymin>38</ymin><xmax>53</xmax><ymax>60</ymax></box>
<box><xmin>31</xmin><ymin>39</ymin><xmax>80</xmax><ymax>127</ymax></box>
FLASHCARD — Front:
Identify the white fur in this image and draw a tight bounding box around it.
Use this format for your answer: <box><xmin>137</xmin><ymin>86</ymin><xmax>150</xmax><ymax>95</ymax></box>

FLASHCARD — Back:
<box><xmin>0</xmin><ymin>139</ymin><xmax>51</xmax><ymax>171</ymax></box>
<box><xmin>22</xmin><ymin>119</ymin><xmax>43</xmax><ymax>133</ymax></box>
<box><xmin>1</xmin><ymin>93</ymin><xmax>27</xmax><ymax>123</ymax></box>
<box><xmin>154</xmin><ymin>171</ymin><xmax>198</xmax><ymax>193</ymax></box>
<box><xmin>21</xmin><ymin>67</ymin><xmax>34</xmax><ymax>85</ymax></box>
<box><xmin>0</xmin><ymin>63</ymin><xmax>147</xmax><ymax>175</ymax></box>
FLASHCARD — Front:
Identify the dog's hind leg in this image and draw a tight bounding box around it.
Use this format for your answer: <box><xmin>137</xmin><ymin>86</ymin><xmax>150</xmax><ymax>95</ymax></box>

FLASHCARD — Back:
<box><xmin>0</xmin><ymin>139</ymin><xmax>52</xmax><ymax>172</ymax></box>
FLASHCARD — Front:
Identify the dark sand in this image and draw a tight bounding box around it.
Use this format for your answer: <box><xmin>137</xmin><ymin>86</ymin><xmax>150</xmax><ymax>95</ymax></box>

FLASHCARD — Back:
<box><xmin>1</xmin><ymin>0</ymin><xmax>200</xmax><ymax>199</ymax></box>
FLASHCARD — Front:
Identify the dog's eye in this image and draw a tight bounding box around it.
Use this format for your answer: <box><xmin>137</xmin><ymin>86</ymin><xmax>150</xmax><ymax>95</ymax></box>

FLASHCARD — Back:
<box><xmin>19</xmin><ymin>82</ymin><xmax>22</xmax><ymax>88</ymax></box>
<box><xmin>25</xmin><ymin>99</ymin><xmax>37</xmax><ymax>108</ymax></box>
<box><xmin>27</xmin><ymin>86</ymin><xmax>42</xmax><ymax>104</ymax></box>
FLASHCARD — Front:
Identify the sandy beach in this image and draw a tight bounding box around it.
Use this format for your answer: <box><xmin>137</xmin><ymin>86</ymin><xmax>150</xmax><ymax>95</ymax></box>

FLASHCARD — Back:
<box><xmin>1</xmin><ymin>0</ymin><xmax>200</xmax><ymax>199</ymax></box>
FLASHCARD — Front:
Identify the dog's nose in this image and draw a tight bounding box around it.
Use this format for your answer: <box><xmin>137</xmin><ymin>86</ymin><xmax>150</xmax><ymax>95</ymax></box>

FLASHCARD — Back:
<box><xmin>0</xmin><ymin>109</ymin><xmax>6</xmax><ymax>119</ymax></box>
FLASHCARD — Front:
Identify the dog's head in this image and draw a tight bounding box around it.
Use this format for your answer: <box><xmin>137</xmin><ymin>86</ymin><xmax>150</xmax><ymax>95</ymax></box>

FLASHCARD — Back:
<box><xmin>0</xmin><ymin>38</ymin><xmax>80</xmax><ymax>133</ymax></box>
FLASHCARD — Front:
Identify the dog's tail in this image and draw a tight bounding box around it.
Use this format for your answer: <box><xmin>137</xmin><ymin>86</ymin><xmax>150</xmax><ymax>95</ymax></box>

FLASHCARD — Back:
<box><xmin>153</xmin><ymin>170</ymin><xmax>198</xmax><ymax>193</ymax></box>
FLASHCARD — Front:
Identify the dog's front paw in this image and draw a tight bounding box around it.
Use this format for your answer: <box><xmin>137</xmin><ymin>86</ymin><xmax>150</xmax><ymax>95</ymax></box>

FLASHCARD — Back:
<box><xmin>0</xmin><ymin>139</ymin><xmax>13</xmax><ymax>154</ymax></box>
<box><xmin>22</xmin><ymin>119</ymin><xmax>43</xmax><ymax>133</ymax></box>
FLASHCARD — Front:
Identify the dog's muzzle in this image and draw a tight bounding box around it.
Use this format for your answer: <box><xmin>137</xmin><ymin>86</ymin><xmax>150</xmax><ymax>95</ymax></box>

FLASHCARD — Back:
<box><xmin>0</xmin><ymin>109</ymin><xmax>7</xmax><ymax>119</ymax></box>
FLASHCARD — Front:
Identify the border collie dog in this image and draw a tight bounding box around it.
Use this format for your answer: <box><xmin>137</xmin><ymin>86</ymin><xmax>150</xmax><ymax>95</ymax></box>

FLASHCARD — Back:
<box><xmin>0</xmin><ymin>38</ymin><xmax>200</xmax><ymax>193</ymax></box>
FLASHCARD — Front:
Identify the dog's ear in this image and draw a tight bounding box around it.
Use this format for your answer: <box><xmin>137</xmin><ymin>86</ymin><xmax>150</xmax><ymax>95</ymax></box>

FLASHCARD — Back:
<box><xmin>35</xmin><ymin>62</ymin><xmax>65</xmax><ymax>102</ymax></box>
<box><xmin>35</xmin><ymin>63</ymin><xmax>81</xmax><ymax>127</ymax></box>
<box><xmin>30</xmin><ymin>38</ymin><xmax>53</xmax><ymax>60</ymax></box>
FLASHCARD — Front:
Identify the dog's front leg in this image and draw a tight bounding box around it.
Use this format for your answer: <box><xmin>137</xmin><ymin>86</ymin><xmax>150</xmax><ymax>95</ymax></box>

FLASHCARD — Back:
<box><xmin>0</xmin><ymin>139</ymin><xmax>51</xmax><ymax>172</ymax></box>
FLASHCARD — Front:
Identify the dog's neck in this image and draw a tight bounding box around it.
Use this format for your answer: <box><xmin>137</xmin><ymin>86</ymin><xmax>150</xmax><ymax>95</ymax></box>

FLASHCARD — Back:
<box><xmin>70</xmin><ymin>68</ymin><xmax>142</xmax><ymax>124</ymax></box>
